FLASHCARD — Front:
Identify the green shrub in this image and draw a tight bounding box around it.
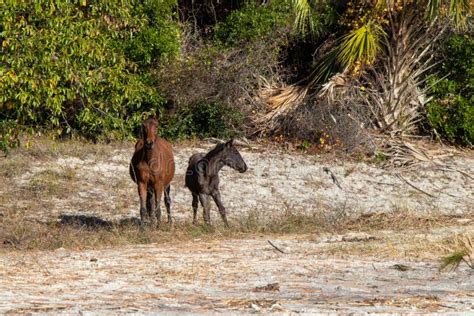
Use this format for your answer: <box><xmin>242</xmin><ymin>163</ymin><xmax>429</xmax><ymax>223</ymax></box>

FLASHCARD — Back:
<box><xmin>0</xmin><ymin>0</ymin><xmax>180</xmax><ymax>142</ymax></box>
<box><xmin>427</xmin><ymin>34</ymin><xmax>474</xmax><ymax>145</ymax></box>
<box><xmin>159</xmin><ymin>101</ymin><xmax>243</xmax><ymax>140</ymax></box>
<box><xmin>214</xmin><ymin>0</ymin><xmax>292</xmax><ymax>46</ymax></box>
<box><xmin>124</xmin><ymin>0</ymin><xmax>181</xmax><ymax>65</ymax></box>
<box><xmin>0</xmin><ymin>120</ymin><xmax>19</xmax><ymax>155</ymax></box>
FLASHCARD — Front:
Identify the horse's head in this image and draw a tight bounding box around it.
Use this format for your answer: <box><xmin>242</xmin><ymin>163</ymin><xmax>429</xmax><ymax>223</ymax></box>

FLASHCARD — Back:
<box><xmin>142</xmin><ymin>117</ymin><xmax>159</xmax><ymax>149</ymax></box>
<box><xmin>222</xmin><ymin>139</ymin><xmax>247</xmax><ymax>173</ymax></box>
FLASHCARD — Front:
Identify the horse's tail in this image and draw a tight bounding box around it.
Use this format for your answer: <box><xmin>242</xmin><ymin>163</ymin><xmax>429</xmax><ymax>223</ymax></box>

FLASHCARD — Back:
<box><xmin>129</xmin><ymin>162</ymin><xmax>138</xmax><ymax>183</ymax></box>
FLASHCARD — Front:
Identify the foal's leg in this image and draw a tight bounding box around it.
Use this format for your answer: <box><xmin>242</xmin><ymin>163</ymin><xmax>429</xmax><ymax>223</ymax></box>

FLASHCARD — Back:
<box><xmin>199</xmin><ymin>194</ymin><xmax>211</xmax><ymax>225</ymax></box>
<box><xmin>137</xmin><ymin>182</ymin><xmax>148</xmax><ymax>225</ymax></box>
<box><xmin>192</xmin><ymin>192</ymin><xmax>199</xmax><ymax>225</ymax></box>
<box><xmin>211</xmin><ymin>190</ymin><xmax>229</xmax><ymax>228</ymax></box>
<box><xmin>164</xmin><ymin>185</ymin><xmax>172</xmax><ymax>224</ymax></box>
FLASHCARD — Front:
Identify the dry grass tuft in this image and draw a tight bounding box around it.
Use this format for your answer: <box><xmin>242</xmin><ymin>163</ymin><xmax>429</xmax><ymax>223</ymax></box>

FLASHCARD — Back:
<box><xmin>28</xmin><ymin>167</ymin><xmax>77</xmax><ymax>198</ymax></box>
<box><xmin>439</xmin><ymin>234</ymin><xmax>474</xmax><ymax>271</ymax></box>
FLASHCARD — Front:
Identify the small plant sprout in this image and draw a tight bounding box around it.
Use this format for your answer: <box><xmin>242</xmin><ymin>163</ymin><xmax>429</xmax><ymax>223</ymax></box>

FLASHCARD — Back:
<box><xmin>439</xmin><ymin>234</ymin><xmax>473</xmax><ymax>271</ymax></box>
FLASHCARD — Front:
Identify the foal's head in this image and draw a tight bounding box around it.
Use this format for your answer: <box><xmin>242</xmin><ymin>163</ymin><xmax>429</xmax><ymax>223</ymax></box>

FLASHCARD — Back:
<box><xmin>219</xmin><ymin>139</ymin><xmax>247</xmax><ymax>173</ymax></box>
<box><xmin>142</xmin><ymin>117</ymin><xmax>159</xmax><ymax>149</ymax></box>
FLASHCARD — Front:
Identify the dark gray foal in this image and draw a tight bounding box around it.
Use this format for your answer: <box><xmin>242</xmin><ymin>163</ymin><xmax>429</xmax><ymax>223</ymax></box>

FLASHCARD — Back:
<box><xmin>185</xmin><ymin>139</ymin><xmax>247</xmax><ymax>227</ymax></box>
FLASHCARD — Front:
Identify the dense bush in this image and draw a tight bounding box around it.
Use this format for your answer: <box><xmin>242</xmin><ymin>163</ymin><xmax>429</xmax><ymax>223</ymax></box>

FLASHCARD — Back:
<box><xmin>124</xmin><ymin>0</ymin><xmax>181</xmax><ymax>66</ymax></box>
<box><xmin>0</xmin><ymin>119</ymin><xmax>19</xmax><ymax>155</ymax></box>
<box><xmin>427</xmin><ymin>34</ymin><xmax>474</xmax><ymax>145</ymax></box>
<box><xmin>0</xmin><ymin>0</ymin><xmax>180</xmax><ymax>142</ymax></box>
<box><xmin>214</xmin><ymin>0</ymin><xmax>292</xmax><ymax>46</ymax></box>
<box><xmin>158</xmin><ymin>29</ymin><xmax>287</xmax><ymax>136</ymax></box>
<box><xmin>159</xmin><ymin>101</ymin><xmax>243</xmax><ymax>140</ymax></box>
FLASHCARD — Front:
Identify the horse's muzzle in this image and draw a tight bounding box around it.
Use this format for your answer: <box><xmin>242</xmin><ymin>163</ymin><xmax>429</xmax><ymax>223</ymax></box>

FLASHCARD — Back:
<box><xmin>145</xmin><ymin>141</ymin><xmax>154</xmax><ymax>149</ymax></box>
<box><xmin>239</xmin><ymin>164</ymin><xmax>248</xmax><ymax>173</ymax></box>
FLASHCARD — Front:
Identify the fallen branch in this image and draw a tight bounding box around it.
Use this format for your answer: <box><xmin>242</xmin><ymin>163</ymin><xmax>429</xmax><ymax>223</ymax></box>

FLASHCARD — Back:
<box><xmin>396</xmin><ymin>173</ymin><xmax>435</xmax><ymax>198</ymax></box>
<box><xmin>267</xmin><ymin>240</ymin><xmax>286</xmax><ymax>254</ymax></box>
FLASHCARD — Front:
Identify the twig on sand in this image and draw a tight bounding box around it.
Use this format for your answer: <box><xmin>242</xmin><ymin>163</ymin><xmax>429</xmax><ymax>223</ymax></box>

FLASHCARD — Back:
<box><xmin>323</xmin><ymin>167</ymin><xmax>343</xmax><ymax>190</ymax></box>
<box><xmin>268</xmin><ymin>240</ymin><xmax>286</xmax><ymax>254</ymax></box>
<box><xmin>438</xmin><ymin>167</ymin><xmax>474</xmax><ymax>180</ymax></box>
<box><xmin>372</xmin><ymin>263</ymin><xmax>377</xmax><ymax>271</ymax></box>
<box><xmin>396</xmin><ymin>173</ymin><xmax>435</xmax><ymax>198</ymax></box>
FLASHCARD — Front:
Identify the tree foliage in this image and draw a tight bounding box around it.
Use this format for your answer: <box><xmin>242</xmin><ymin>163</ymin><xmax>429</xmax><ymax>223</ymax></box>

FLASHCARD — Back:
<box><xmin>214</xmin><ymin>0</ymin><xmax>293</xmax><ymax>46</ymax></box>
<box><xmin>0</xmin><ymin>0</ymin><xmax>180</xmax><ymax>141</ymax></box>
<box><xmin>427</xmin><ymin>34</ymin><xmax>474</xmax><ymax>145</ymax></box>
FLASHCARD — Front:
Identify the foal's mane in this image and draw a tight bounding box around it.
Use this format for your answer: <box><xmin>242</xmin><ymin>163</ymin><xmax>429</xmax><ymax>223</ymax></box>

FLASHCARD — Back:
<box><xmin>204</xmin><ymin>142</ymin><xmax>226</xmax><ymax>160</ymax></box>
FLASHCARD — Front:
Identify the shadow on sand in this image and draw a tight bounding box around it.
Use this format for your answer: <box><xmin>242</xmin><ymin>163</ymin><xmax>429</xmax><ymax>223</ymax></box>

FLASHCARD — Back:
<box><xmin>59</xmin><ymin>214</ymin><xmax>141</xmax><ymax>230</ymax></box>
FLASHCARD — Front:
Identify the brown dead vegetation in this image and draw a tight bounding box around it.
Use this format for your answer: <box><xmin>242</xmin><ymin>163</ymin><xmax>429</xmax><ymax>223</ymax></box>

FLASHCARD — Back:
<box><xmin>1</xmin><ymin>205</ymin><xmax>471</xmax><ymax>255</ymax></box>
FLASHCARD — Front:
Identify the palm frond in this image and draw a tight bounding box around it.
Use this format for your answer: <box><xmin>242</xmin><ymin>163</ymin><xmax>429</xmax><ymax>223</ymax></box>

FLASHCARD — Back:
<box><xmin>448</xmin><ymin>0</ymin><xmax>471</xmax><ymax>27</ymax></box>
<box><xmin>336</xmin><ymin>20</ymin><xmax>385</xmax><ymax>67</ymax></box>
<box><xmin>425</xmin><ymin>0</ymin><xmax>472</xmax><ymax>27</ymax></box>
<box><xmin>292</xmin><ymin>0</ymin><xmax>327</xmax><ymax>36</ymax></box>
<box><xmin>307</xmin><ymin>48</ymin><xmax>341</xmax><ymax>86</ymax></box>
<box><xmin>425</xmin><ymin>0</ymin><xmax>442</xmax><ymax>20</ymax></box>
<box><xmin>374</xmin><ymin>0</ymin><xmax>395</xmax><ymax>11</ymax></box>
<box><xmin>293</xmin><ymin>0</ymin><xmax>313</xmax><ymax>35</ymax></box>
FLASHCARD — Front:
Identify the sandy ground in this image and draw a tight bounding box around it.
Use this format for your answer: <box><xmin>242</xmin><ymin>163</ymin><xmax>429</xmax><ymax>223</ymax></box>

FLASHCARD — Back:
<box><xmin>1</xmin><ymin>238</ymin><xmax>473</xmax><ymax>314</ymax></box>
<box><xmin>5</xmin><ymin>141</ymin><xmax>473</xmax><ymax>223</ymax></box>
<box><xmin>1</xmin><ymin>140</ymin><xmax>473</xmax><ymax>313</ymax></box>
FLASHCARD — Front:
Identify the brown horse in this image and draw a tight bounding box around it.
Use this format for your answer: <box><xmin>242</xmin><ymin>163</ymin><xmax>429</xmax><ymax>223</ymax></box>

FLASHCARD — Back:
<box><xmin>129</xmin><ymin>117</ymin><xmax>175</xmax><ymax>226</ymax></box>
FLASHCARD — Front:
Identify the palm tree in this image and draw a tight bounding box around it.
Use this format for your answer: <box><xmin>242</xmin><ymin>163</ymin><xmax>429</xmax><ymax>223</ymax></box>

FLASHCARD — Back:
<box><xmin>260</xmin><ymin>0</ymin><xmax>472</xmax><ymax>135</ymax></box>
<box><xmin>294</xmin><ymin>0</ymin><xmax>471</xmax><ymax>72</ymax></box>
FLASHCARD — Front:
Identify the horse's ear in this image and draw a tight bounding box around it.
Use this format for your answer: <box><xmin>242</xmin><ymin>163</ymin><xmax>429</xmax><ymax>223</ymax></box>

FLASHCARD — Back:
<box><xmin>225</xmin><ymin>139</ymin><xmax>234</xmax><ymax>147</ymax></box>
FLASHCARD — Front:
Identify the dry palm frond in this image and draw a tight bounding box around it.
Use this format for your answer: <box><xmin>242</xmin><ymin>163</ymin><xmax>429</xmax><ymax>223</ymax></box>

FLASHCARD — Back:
<box><xmin>381</xmin><ymin>139</ymin><xmax>434</xmax><ymax>167</ymax></box>
<box><xmin>316</xmin><ymin>68</ymin><xmax>350</xmax><ymax>101</ymax></box>
<box><xmin>377</xmin><ymin>136</ymin><xmax>474</xmax><ymax>180</ymax></box>
<box><xmin>255</xmin><ymin>82</ymin><xmax>308</xmax><ymax>130</ymax></box>
<box><xmin>255</xmin><ymin>67</ymin><xmax>352</xmax><ymax>134</ymax></box>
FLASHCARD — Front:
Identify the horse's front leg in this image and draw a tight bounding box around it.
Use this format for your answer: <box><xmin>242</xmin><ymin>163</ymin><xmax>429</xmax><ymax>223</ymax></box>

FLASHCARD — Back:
<box><xmin>146</xmin><ymin>187</ymin><xmax>158</xmax><ymax>226</ymax></box>
<box><xmin>146</xmin><ymin>187</ymin><xmax>155</xmax><ymax>222</ymax></box>
<box><xmin>137</xmin><ymin>181</ymin><xmax>148</xmax><ymax>225</ymax></box>
<box><xmin>211</xmin><ymin>190</ymin><xmax>229</xmax><ymax>228</ymax></box>
<box><xmin>153</xmin><ymin>182</ymin><xmax>164</xmax><ymax>227</ymax></box>
<box><xmin>199</xmin><ymin>193</ymin><xmax>211</xmax><ymax>226</ymax></box>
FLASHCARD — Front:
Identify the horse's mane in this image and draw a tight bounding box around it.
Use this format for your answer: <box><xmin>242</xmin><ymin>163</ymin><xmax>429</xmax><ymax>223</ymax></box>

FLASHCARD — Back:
<box><xmin>134</xmin><ymin>139</ymin><xmax>145</xmax><ymax>151</ymax></box>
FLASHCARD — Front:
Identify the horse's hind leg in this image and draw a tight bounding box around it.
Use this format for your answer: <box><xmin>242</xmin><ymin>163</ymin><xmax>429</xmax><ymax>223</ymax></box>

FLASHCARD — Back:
<box><xmin>192</xmin><ymin>192</ymin><xmax>199</xmax><ymax>225</ymax></box>
<box><xmin>199</xmin><ymin>194</ymin><xmax>211</xmax><ymax>226</ymax></box>
<box><xmin>164</xmin><ymin>185</ymin><xmax>172</xmax><ymax>224</ymax></box>
<box><xmin>211</xmin><ymin>190</ymin><xmax>229</xmax><ymax>228</ymax></box>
